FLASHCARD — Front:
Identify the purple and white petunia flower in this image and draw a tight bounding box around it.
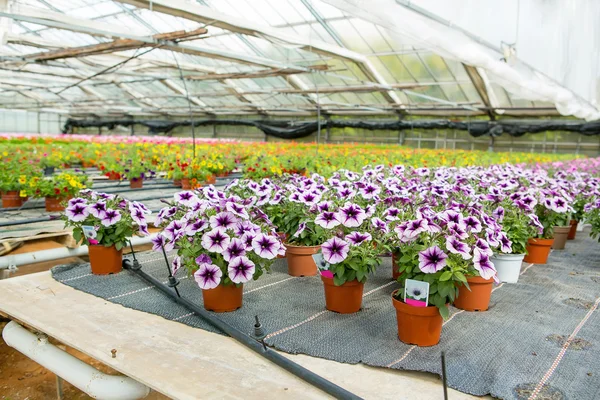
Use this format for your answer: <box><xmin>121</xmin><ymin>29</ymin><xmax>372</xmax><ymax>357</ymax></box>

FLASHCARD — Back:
<box><xmin>66</xmin><ymin>203</ymin><xmax>89</xmax><ymax>222</ymax></box>
<box><xmin>227</xmin><ymin>256</ymin><xmax>256</xmax><ymax>284</ymax></box>
<box><xmin>446</xmin><ymin>236</ymin><xmax>472</xmax><ymax>260</ymax></box>
<box><xmin>336</xmin><ymin>203</ymin><xmax>367</xmax><ymax>228</ymax></box>
<box><xmin>209</xmin><ymin>212</ymin><xmax>238</xmax><ymax>232</ymax></box>
<box><xmin>359</xmin><ymin>183</ymin><xmax>381</xmax><ymax>199</ymax></box>
<box><xmin>293</xmin><ymin>222</ymin><xmax>307</xmax><ymax>238</ymax></box>
<box><xmin>473</xmin><ymin>249</ymin><xmax>497</xmax><ymax>281</ymax></box>
<box><xmin>251</xmin><ymin>233</ymin><xmax>279</xmax><ymax>259</ymax></box>
<box><xmin>226</xmin><ymin>202</ymin><xmax>249</xmax><ymax>219</ymax></box>
<box><xmin>164</xmin><ymin>220</ymin><xmax>184</xmax><ymax>241</ymax></box>
<box><xmin>194</xmin><ymin>263</ymin><xmax>222</xmax><ymax>290</ymax></box>
<box><xmin>418</xmin><ymin>246</ymin><xmax>448</xmax><ymax>273</ymax></box>
<box><xmin>138</xmin><ymin>224</ymin><xmax>149</xmax><ymax>236</ymax></box>
<box><xmin>223</xmin><ymin>238</ymin><xmax>247</xmax><ymax>262</ymax></box>
<box><xmin>88</xmin><ymin>201</ymin><xmax>107</xmax><ymax>218</ymax></box>
<box><xmin>345</xmin><ymin>231</ymin><xmax>372</xmax><ymax>246</ymax></box>
<box><xmin>498</xmin><ymin>232</ymin><xmax>512</xmax><ymax>254</ymax></box>
<box><xmin>184</xmin><ymin>219</ymin><xmax>208</xmax><ymax>236</ymax></box>
<box><xmin>68</xmin><ymin>198</ymin><xmax>86</xmax><ymax>207</ymax></box>
<box><xmin>171</xmin><ymin>256</ymin><xmax>181</xmax><ymax>276</ymax></box>
<box><xmin>100</xmin><ymin>208</ymin><xmax>121</xmax><ymax>227</ymax></box>
<box><xmin>174</xmin><ymin>191</ymin><xmax>197</xmax><ymax>206</ymax></box>
<box><xmin>474</xmin><ymin>237</ymin><xmax>493</xmax><ymax>256</ymax></box>
<box><xmin>463</xmin><ymin>216</ymin><xmax>482</xmax><ymax>233</ymax></box>
<box><xmin>195</xmin><ymin>254</ymin><xmax>212</xmax><ymax>266</ymax></box>
<box><xmin>201</xmin><ymin>229</ymin><xmax>231</xmax><ymax>253</ymax></box>
<box><xmin>315</xmin><ymin>211</ymin><xmax>341</xmax><ymax>229</ymax></box>
<box><xmin>321</xmin><ymin>237</ymin><xmax>350</xmax><ymax>264</ymax></box>
<box><xmin>241</xmin><ymin>233</ymin><xmax>256</xmax><ymax>251</ymax></box>
<box><xmin>371</xmin><ymin>217</ymin><xmax>390</xmax><ymax>233</ymax></box>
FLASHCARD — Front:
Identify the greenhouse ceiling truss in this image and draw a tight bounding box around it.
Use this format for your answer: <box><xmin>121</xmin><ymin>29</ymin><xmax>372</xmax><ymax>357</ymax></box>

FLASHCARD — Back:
<box><xmin>0</xmin><ymin>0</ymin><xmax>595</xmax><ymax>122</ymax></box>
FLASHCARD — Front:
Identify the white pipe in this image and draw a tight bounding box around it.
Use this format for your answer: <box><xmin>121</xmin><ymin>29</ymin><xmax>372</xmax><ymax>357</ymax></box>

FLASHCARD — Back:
<box><xmin>2</xmin><ymin>321</ymin><xmax>150</xmax><ymax>400</ymax></box>
<box><xmin>0</xmin><ymin>234</ymin><xmax>157</xmax><ymax>269</ymax></box>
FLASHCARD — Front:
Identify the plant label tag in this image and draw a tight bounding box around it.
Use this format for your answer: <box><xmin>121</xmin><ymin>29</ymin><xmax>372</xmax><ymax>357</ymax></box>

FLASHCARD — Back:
<box><xmin>404</xmin><ymin>279</ymin><xmax>429</xmax><ymax>308</ymax></box>
<box><xmin>82</xmin><ymin>225</ymin><xmax>98</xmax><ymax>245</ymax></box>
<box><xmin>312</xmin><ymin>253</ymin><xmax>333</xmax><ymax>278</ymax></box>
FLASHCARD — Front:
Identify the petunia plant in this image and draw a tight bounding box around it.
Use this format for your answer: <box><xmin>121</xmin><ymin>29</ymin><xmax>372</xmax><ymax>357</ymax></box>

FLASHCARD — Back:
<box><xmin>62</xmin><ymin>190</ymin><xmax>151</xmax><ymax>250</ymax></box>
<box><xmin>154</xmin><ymin>189</ymin><xmax>284</xmax><ymax>290</ymax></box>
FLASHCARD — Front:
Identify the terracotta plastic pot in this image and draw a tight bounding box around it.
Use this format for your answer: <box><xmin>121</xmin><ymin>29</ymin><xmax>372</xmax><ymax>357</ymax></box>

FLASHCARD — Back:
<box><xmin>206</xmin><ymin>175</ymin><xmax>216</xmax><ymax>184</ymax></box>
<box><xmin>88</xmin><ymin>245</ymin><xmax>123</xmax><ymax>275</ymax></box>
<box><xmin>129</xmin><ymin>178</ymin><xmax>143</xmax><ymax>189</ymax></box>
<box><xmin>454</xmin><ymin>276</ymin><xmax>494</xmax><ymax>312</ymax></box>
<box><xmin>567</xmin><ymin>219</ymin><xmax>578</xmax><ymax>240</ymax></box>
<box><xmin>202</xmin><ymin>284</ymin><xmax>243</xmax><ymax>312</ymax></box>
<box><xmin>551</xmin><ymin>226</ymin><xmax>570</xmax><ymax>250</ymax></box>
<box><xmin>45</xmin><ymin>197</ymin><xmax>67</xmax><ymax>212</ymax></box>
<box><xmin>523</xmin><ymin>238</ymin><xmax>554</xmax><ymax>264</ymax></box>
<box><xmin>392</xmin><ymin>292</ymin><xmax>443</xmax><ymax>346</ymax></box>
<box><xmin>1</xmin><ymin>191</ymin><xmax>22</xmax><ymax>208</ymax></box>
<box><xmin>181</xmin><ymin>178</ymin><xmax>191</xmax><ymax>190</ymax></box>
<box><xmin>321</xmin><ymin>276</ymin><xmax>364</xmax><ymax>314</ymax></box>
<box><xmin>392</xmin><ymin>251</ymin><xmax>402</xmax><ymax>280</ymax></box>
<box><xmin>491</xmin><ymin>253</ymin><xmax>525</xmax><ymax>283</ymax></box>
<box><xmin>285</xmin><ymin>244</ymin><xmax>320</xmax><ymax>276</ymax></box>
<box><xmin>173</xmin><ymin>179</ymin><xmax>182</xmax><ymax>187</ymax></box>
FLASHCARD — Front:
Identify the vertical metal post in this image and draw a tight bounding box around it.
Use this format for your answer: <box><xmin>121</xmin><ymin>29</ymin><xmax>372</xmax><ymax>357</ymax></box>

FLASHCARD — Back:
<box><xmin>97</xmin><ymin>126</ymin><xmax>101</xmax><ymax>136</ymax></box>
<box><xmin>488</xmin><ymin>135</ymin><xmax>494</xmax><ymax>152</ymax></box>
<box><xmin>325</xmin><ymin>116</ymin><xmax>330</xmax><ymax>143</ymax></box>
<box><xmin>441</xmin><ymin>352</ymin><xmax>448</xmax><ymax>400</ymax></box>
<box><xmin>37</xmin><ymin>112</ymin><xmax>41</xmax><ymax>134</ymax></box>
<box><xmin>213</xmin><ymin>124</ymin><xmax>217</xmax><ymax>138</ymax></box>
<box><xmin>576</xmin><ymin>135</ymin><xmax>582</xmax><ymax>155</ymax></box>
<box><xmin>130</xmin><ymin>125</ymin><xmax>134</xmax><ymax>136</ymax></box>
<box><xmin>56</xmin><ymin>376</ymin><xmax>64</xmax><ymax>400</ymax></box>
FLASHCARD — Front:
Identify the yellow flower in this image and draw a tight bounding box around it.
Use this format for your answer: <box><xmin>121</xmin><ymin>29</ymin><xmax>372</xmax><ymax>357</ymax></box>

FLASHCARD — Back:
<box><xmin>19</xmin><ymin>190</ymin><xmax>27</xmax><ymax>198</ymax></box>
<box><xmin>18</xmin><ymin>175</ymin><xmax>27</xmax><ymax>184</ymax></box>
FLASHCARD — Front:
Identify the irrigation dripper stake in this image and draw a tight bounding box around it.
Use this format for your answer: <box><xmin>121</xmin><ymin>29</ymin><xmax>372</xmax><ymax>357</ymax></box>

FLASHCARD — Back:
<box><xmin>127</xmin><ymin>240</ymin><xmax>141</xmax><ymax>271</ymax></box>
<box><xmin>441</xmin><ymin>351</ymin><xmax>448</xmax><ymax>400</ymax></box>
<box><xmin>253</xmin><ymin>315</ymin><xmax>267</xmax><ymax>350</ymax></box>
<box><xmin>160</xmin><ymin>242</ymin><xmax>180</xmax><ymax>297</ymax></box>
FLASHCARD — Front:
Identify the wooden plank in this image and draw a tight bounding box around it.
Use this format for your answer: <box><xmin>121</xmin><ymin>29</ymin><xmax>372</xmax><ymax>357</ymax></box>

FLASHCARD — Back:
<box><xmin>463</xmin><ymin>64</ymin><xmax>495</xmax><ymax>120</ymax></box>
<box><xmin>186</xmin><ymin>65</ymin><xmax>328</xmax><ymax>81</ymax></box>
<box><xmin>22</xmin><ymin>27</ymin><xmax>208</xmax><ymax>62</ymax></box>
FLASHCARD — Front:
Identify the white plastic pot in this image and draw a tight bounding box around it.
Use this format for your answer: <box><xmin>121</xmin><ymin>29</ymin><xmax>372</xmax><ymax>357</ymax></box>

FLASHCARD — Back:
<box><xmin>491</xmin><ymin>253</ymin><xmax>525</xmax><ymax>283</ymax></box>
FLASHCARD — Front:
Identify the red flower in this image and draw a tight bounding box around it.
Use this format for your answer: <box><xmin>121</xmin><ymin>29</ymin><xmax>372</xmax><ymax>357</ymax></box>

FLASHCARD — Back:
<box><xmin>54</xmin><ymin>188</ymin><xmax>60</xmax><ymax>195</ymax></box>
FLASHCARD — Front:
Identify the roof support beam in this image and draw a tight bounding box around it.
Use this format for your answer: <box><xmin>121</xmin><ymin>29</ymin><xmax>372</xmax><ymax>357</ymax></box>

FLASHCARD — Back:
<box><xmin>21</xmin><ymin>28</ymin><xmax>208</xmax><ymax>62</ymax></box>
<box><xmin>114</xmin><ymin>0</ymin><xmax>402</xmax><ymax>105</ymax></box>
<box><xmin>463</xmin><ymin>64</ymin><xmax>496</xmax><ymax>120</ymax></box>
<box><xmin>186</xmin><ymin>65</ymin><xmax>328</xmax><ymax>81</ymax></box>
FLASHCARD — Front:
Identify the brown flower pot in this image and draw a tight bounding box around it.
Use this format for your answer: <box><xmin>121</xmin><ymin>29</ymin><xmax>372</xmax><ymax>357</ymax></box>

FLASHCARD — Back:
<box><xmin>181</xmin><ymin>178</ymin><xmax>191</xmax><ymax>190</ymax></box>
<box><xmin>206</xmin><ymin>175</ymin><xmax>216</xmax><ymax>184</ymax></box>
<box><xmin>173</xmin><ymin>179</ymin><xmax>182</xmax><ymax>187</ymax></box>
<box><xmin>392</xmin><ymin>251</ymin><xmax>402</xmax><ymax>280</ymax></box>
<box><xmin>392</xmin><ymin>292</ymin><xmax>443</xmax><ymax>346</ymax></box>
<box><xmin>1</xmin><ymin>191</ymin><xmax>22</xmax><ymax>208</ymax></box>
<box><xmin>202</xmin><ymin>284</ymin><xmax>243</xmax><ymax>312</ymax></box>
<box><xmin>321</xmin><ymin>276</ymin><xmax>364</xmax><ymax>314</ymax></box>
<box><xmin>523</xmin><ymin>237</ymin><xmax>554</xmax><ymax>264</ymax></box>
<box><xmin>567</xmin><ymin>220</ymin><xmax>577</xmax><ymax>240</ymax></box>
<box><xmin>129</xmin><ymin>178</ymin><xmax>143</xmax><ymax>189</ymax></box>
<box><xmin>88</xmin><ymin>245</ymin><xmax>123</xmax><ymax>275</ymax></box>
<box><xmin>454</xmin><ymin>275</ymin><xmax>494</xmax><ymax>311</ymax></box>
<box><xmin>285</xmin><ymin>244</ymin><xmax>320</xmax><ymax>276</ymax></box>
<box><xmin>551</xmin><ymin>226</ymin><xmax>570</xmax><ymax>250</ymax></box>
<box><xmin>45</xmin><ymin>196</ymin><xmax>67</xmax><ymax>212</ymax></box>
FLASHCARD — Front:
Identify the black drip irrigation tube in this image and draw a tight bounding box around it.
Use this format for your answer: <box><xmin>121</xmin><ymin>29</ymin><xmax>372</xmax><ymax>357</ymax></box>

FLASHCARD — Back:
<box><xmin>92</xmin><ymin>179</ymin><xmax>174</xmax><ymax>189</ymax></box>
<box><xmin>122</xmin><ymin>258</ymin><xmax>362</xmax><ymax>400</ymax></box>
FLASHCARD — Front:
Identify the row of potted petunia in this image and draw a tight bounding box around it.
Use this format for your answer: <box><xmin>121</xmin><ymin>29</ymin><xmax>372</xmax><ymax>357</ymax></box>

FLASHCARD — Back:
<box><xmin>62</xmin><ymin>161</ymin><xmax>599</xmax><ymax>347</ymax></box>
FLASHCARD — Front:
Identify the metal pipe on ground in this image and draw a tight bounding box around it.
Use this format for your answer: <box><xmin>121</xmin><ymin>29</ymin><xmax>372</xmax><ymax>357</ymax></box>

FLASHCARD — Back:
<box><xmin>0</xmin><ymin>234</ymin><xmax>157</xmax><ymax>269</ymax></box>
<box><xmin>2</xmin><ymin>321</ymin><xmax>150</xmax><ymax>400</ymax></box>
<box><xmin>124</xmin><ymin>262</ymin><xmax>362</xmax><ymax>400</ymax></box>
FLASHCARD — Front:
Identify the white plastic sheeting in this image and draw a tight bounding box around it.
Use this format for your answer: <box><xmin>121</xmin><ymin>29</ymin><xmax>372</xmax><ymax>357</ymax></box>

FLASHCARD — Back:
<box><xmin>324</xmin><ymin>0</ymin><xmax>600</xmax><ymax>120</ymax></box>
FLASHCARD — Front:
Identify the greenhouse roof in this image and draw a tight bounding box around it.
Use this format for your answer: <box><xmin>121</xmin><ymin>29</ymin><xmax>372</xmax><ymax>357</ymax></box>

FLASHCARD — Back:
<box><xmin>0</xmin><ymin>0</ymin><xmax>598</xmax><ymax>120</ymax></box>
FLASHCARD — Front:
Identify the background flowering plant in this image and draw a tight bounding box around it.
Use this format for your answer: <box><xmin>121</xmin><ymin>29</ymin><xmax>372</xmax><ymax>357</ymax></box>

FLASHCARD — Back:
<box><xmin>63</xmin><ymin>190</ymin><xmax>151</xmax><ymax>250</ymax></box>
<box><xmin>155</xmin><ymin>190</ymin><xmax>284</xmax><ymax>290</ymax></box>
<box><xmin>32</xmin><ymin>172</ymin><xmax>89</xmax><ymax>199</ymax></box>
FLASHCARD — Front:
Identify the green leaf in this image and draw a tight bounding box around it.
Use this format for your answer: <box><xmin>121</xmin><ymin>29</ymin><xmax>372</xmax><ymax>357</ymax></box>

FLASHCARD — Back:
<box><xmin>439</xmin><ymin>271</ymin><xmax>453</xmax><ymax>281</ymax></box>
<box><xmin>453</xmin><ymin>271</ymin><xmax>468</xmax><ymax>283</ymax></box>
<box><xmin>438</xmin><ymin>304</ymin><xmax>450</xmax><ymax>320</ymax></box>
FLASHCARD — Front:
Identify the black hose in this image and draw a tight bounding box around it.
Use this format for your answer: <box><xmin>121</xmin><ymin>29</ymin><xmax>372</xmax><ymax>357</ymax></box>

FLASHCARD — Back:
<box><xmin>123</xmin><ymin>259</ymin><xmax>362</xmax><ymax>400</ymax></box>
<box><xmin>0</xmin><ymin>215</ymin><xmax>57</xmax><ymax>227</ymax></box>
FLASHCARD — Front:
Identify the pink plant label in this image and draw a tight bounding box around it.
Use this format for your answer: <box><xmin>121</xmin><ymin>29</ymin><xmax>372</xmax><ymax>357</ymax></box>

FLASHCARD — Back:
<box><xmin>405</xmin><ymin>298</ymin><xmax>427</xmax><ymax>307</ymax></box>
<box><xmin>320</xmin><ymin>270</ymin><xmax>334</xmax><ymax>279</ymax></box>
